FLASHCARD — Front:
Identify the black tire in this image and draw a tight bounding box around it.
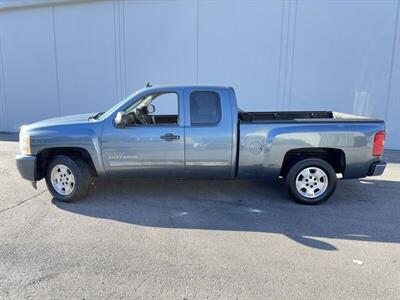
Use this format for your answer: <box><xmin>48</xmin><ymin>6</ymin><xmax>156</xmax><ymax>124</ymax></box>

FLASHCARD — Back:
<box><xmin>45</xmin><ymin>155</ymin><xmax>91</xmax><ymax>202</ymax></box>
<box><xmin>286</xmin><ymin>158</ymin><xmax>337</xmax><ymax>205</ymax></box>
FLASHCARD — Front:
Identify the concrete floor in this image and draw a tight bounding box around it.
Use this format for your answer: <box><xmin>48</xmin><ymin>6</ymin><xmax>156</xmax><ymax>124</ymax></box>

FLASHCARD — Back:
<box><xmin>0</xmin><ymin>133</ymin><xmax>399</xmax><ymax>299</ymax></box>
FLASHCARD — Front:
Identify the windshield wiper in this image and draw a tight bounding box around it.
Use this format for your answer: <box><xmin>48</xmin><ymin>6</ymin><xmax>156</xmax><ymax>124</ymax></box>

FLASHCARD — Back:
<box><xmin>89</xmin><ymin>112</ymin><xmax>104</xmax><ymax>120</ymax></box>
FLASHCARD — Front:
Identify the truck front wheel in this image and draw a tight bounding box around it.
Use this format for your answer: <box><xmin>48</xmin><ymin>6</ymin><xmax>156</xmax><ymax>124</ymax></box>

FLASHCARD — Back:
<box><xmin>286</xmin><ymin>158</ymin><xmax>337</xmax><ymax>205</ymax></box>
<box><xmin>45</xmin><ymin>155</ymin><xmax>91</xmax><ymax>202</ymax></box>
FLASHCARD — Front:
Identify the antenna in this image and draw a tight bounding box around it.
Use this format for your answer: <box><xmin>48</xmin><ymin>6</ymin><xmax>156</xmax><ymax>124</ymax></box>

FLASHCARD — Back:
<box><xmin>145</xmin><ymin>82</ymin><xmax>152</xmax><ymax>88</ymax></box>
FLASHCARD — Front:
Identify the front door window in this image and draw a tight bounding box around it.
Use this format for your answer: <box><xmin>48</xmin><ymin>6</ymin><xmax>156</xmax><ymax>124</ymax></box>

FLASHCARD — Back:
<box><xmin>124</xmin><ymin>92</ymin><xmax>179</xmax><ymax>126</ymax></box>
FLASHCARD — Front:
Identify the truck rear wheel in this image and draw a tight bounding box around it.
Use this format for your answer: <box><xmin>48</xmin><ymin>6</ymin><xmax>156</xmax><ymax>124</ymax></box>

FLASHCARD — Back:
<box><xmin>286</xmin><ymin>158</ymin><xmax>337</xmax><ymax>205</ymax></box>
<box><xmin>45</xmin><ymin>155</ymin><xmax>91</xmax><ymax>202</ymax></box>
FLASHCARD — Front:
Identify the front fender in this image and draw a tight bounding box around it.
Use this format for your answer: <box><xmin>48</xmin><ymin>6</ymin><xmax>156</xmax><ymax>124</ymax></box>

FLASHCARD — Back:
<box><xmin>28</xmin><ymin>123</ymin><xmax>105</xmax><ymax>176</ymax></box>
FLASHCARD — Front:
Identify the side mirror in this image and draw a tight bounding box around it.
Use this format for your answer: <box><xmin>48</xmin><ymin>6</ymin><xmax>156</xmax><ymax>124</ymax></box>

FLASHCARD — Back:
<box><xmin>146</xmin><ymin>104</ymin><xmax>155</xmax><ymax>114</ymax></box>
<box><xmin>114</xmin><ymin>111</ymin><xmax>127</xmax><ymax>127</ymax></box>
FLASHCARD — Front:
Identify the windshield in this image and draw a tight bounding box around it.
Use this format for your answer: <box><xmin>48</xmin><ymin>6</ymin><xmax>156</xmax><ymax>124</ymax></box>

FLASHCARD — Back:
<box><xmin>96</xmin><ymin>91</ymin><xmax>139</xmax><ymax>120</ymax></box>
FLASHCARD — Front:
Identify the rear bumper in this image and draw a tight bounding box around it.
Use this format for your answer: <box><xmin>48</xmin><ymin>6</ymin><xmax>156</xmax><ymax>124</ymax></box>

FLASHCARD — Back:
<box><xmin>16</xmin><ymin>154</ymin><xmax>36</xmax><ymax>181</ymax></box>
<box><xmin>368</xmin><ymin>161</ymin><xmax>386</xmax><ymax>176</ymax></box>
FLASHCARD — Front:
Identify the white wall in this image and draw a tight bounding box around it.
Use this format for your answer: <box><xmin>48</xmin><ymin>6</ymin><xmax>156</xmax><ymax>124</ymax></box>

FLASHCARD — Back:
<box><xmin>198</xmin><ymin>1</ymin><xmax>283</xmax><ymax>111</ymax></box>
<box><xmin>0</xmin><ymin>6</ymin><xmax>59</xmax><ymax>127</ymax></box>
<box><xmin>53</xmin><ymin>0</ymin><xmax>117</xmax><ymax>115</ymax></box>
<box><xmin>0</xmin><ymin>0</ymin><xmax>399</xmax><ymax>149</ymax></box>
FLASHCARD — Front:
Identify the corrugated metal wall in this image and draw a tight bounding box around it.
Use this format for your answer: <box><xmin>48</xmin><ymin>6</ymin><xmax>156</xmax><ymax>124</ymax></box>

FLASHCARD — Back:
<box><xmin>0</xmin><ymin>0</ymin><xmax>399</xmax><ymax>149</ymax></box>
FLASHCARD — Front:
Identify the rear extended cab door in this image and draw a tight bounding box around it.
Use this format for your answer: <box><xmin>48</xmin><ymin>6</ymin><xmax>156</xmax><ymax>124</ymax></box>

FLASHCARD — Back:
<box><xmin>183</xmin><ymin>87</ymin><xmax>237</xmax><ymax>178</ymax></box>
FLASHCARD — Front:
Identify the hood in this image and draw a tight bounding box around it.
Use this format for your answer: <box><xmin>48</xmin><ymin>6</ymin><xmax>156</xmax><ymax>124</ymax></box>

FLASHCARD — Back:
<box><xmin>22</xmin><ymin>113</ymin><xmax>96</xmax><ymax>132</ymax></box>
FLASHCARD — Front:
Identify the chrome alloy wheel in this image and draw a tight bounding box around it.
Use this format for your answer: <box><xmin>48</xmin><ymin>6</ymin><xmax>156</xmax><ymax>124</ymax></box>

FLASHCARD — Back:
<box><xmin>50</xmin><ymin>164</ymin><xmax>75</xmax><ymax>196</ymax></box>
<box><xmin>295</xmin><ymin>167</ymin><xmax>328</xmax><ymax>199</ymax></box>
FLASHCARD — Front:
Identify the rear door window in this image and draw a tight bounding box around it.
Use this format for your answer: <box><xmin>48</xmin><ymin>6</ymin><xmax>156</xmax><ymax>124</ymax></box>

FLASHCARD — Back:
<box><xmin>190</xmin><ymin>91</ymin><xmax>221</xmax><ymax>125</ymax></box>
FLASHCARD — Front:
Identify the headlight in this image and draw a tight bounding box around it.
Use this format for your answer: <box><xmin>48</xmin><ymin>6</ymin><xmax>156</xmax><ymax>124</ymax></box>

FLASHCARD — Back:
<box><xmin>19</xmin><ymin>132</ymin><xmax>31</xmax><ymax>155</ymax></box>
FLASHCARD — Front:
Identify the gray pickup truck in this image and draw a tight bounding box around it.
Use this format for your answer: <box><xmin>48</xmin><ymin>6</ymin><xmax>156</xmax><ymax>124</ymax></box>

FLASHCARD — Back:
<box><xmin>16</xmin><ymin>85</ymin><xmax>386</xmax><ymax>204</ymax></box>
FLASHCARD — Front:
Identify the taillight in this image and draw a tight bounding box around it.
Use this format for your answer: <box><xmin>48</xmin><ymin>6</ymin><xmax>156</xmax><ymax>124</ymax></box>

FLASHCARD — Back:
<box><xmin>373</xmin><ymin>131</ymin><xmax>385</xmax><ymax>156</ymax></box>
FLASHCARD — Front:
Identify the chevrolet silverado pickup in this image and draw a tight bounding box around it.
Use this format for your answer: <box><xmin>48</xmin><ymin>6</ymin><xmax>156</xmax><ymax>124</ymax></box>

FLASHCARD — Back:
<box><xmin>16</xmin><ymin>85</ymin><xmax>386</xmax><ymax>204</ymax></box>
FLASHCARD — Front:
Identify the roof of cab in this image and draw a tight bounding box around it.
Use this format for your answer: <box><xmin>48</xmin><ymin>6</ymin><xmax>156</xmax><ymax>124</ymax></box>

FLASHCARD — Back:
<box><xmin>133</xmin><ymin>84</ymin><xmax>233</xmax><ymax>94</ymax></box>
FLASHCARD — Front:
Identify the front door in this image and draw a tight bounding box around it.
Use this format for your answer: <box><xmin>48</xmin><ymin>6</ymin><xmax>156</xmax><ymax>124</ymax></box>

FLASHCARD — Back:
<box><xmin>101</xmin><ymin>90</ymin><xmax>185</xmax><ymax>178</ymax></box>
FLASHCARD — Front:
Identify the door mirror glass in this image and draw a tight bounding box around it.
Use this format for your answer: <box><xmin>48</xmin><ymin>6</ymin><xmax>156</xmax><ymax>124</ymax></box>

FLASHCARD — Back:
<box><xmin>114</xmin><ymin>111</ymin><xmax>127</xmax><ymax>127</ymax></box>
<box><xmin>146</xmin><ymin>104</ymin><xmax>155</xmax><ymax>114</ymax></box>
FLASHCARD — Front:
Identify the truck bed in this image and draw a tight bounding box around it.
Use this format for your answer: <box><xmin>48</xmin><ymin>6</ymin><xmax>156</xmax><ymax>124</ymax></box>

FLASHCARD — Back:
<box><xmin>239</xmin><ymin>111</ymin><xmax>333</xmax><ymax>122</ymax></box>
<box><xmin>239</xmin><ymin>111</ymin><xmax>380</xmax><ymax>123</ymax></box>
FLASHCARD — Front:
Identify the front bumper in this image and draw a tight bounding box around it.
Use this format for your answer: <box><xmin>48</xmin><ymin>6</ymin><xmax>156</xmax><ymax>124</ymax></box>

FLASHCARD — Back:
<box><xmin>368</xmin><ymin>161</ymin><xmax>386</xmax><ymax>176</ymax></box>
<box><xmin>16</xmin><ymin>154</ymin><xmax>37</xmax><ymax>181</ymax></box>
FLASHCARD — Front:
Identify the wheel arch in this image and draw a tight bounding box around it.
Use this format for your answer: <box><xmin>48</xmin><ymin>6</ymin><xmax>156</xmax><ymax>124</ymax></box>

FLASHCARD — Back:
<box><xmin>36</xmin><ymin>147</ymin><xmax>98</xmax><ymax>180</ymax></box>
<box><xmin>280</xmin><ymin>147</ymin><xmax>346</xmax><ymax>177</ymax></box>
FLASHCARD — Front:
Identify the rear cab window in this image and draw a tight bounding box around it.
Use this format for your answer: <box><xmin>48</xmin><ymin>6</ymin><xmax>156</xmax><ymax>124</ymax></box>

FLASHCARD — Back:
<box><xmin>190</xmin><ymin>91</ymin><xmax>221</xmax><ymax>125</ymax></box>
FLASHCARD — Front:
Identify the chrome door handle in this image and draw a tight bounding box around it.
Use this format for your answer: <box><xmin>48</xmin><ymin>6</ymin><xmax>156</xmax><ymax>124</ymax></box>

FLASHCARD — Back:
<box><xmin>160</xmin><ymin>133</ymin><xmax>180</xmax><ymax>141</ymax></box>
